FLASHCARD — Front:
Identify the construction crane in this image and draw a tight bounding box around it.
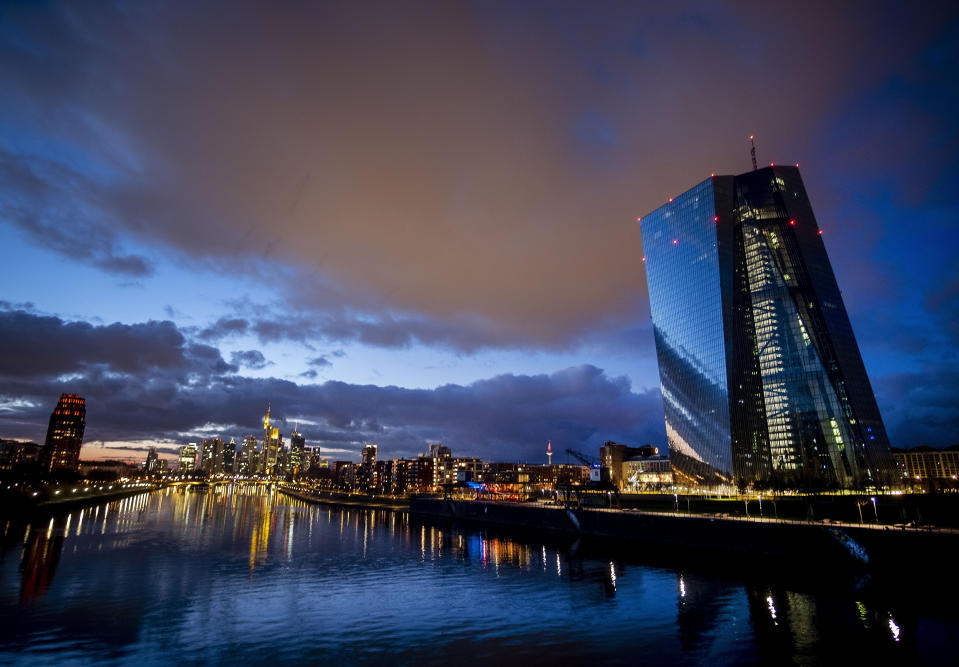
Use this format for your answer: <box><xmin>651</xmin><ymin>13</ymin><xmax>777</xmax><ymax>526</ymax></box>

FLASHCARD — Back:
<box><xmin>565</xmin><ymin>448</ymin><xmax>599</xmax><ymax>467</ymax></box>
<box><xmin>749</xmin><ymin>135</ymin><xmax>758</xmax><ymax>171</ymax></box>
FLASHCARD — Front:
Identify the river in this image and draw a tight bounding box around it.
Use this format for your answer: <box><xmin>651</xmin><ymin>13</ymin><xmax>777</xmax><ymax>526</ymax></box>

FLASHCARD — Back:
<box><xmin>1</xmin><ymin>485</ymin><xmax>955</xmax><ymax>664</ymax></box>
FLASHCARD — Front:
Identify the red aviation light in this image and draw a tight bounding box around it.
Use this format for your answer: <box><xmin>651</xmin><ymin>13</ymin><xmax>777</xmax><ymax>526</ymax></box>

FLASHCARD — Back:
<box><xmin>713</xmin><ymin>216</ymin><xmax>719</xmax><ymax>222</ymax></box>
<box><xmin>818</xmin><ymin>230</ymin><xmax>823</xmax><ymax>235</ymax></box>
<box><xmin>668</xmin><ymin>197</ymin><xmax>673</xmax><ymax>202</ymax></box>
<box><xmin>710</xmin><ymin>172</ymin><xmax>715</xmax><ymax>177</ymax></box>
<box><xmin>770</xmin><ymin>163</ymin><xmax>775</xmax><ymax>167</ymax></box>
<box><xmin>642</xmin><ymin>256</ymin><xmax>647</xmax><ymax>262</ymax></box>
<box><xmin>672</xmin><ymin>239</ymin><xmax>678</xmax><ymax>245</ymax></box>
<box><xmin>789</xmin><ymin>219</ymin><xmax>796</xmax><ymax>226</ymax></box>
<box><xmin>795</xmin><ymin>163</ymin><xmax>800</xmax><ymax>168</ymax></box>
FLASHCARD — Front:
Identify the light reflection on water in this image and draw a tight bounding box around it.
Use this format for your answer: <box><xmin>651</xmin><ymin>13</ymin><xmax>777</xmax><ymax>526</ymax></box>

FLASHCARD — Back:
<box><xmin>0</xmin><ymin>485</ymin><xmax>953</xmax><ymax>665</ymax></box>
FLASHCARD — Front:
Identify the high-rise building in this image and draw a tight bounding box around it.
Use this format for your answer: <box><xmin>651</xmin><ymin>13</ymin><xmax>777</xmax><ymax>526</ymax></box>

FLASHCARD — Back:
<box><xmin>639</xmin><ymin>166</ymin><xmax>896</xmax><ymax>490</ymax></box>
<box><xmin>144</xmin><ymin>446</ymin><xmax>160</xmax><ymax>474</ymax></box>
<box><xmin>178</xmin><ymin>443</ymin><xmax>198</xmax><ymax>473</ymax></box>
<box><xmin>201</xmin><ymin>438</ymin><xmax>224</xmax><ymax>474</ymax></box>
<box><xmin>260</xmin><ymin>404</ymin><xmax>280</xmax><ymax>476</ymax></box>
<box><xmin>238</xmin><ymin>436</ymin><xmax>258</xmax><ymax>476</ymax></box>
<box><xmin>290</xmin><ymin>426</ymin><xmax>306</xmax><ymax>475</ymax></box>
<box><xmin>39</xmin><ymin>394</ymin><xmax>86</xmax><ymax>473</ymax></box>
<box><xmin>223</xmin><ymin>438</ymin><xmax>237</xmax><ymax>474</ymax></box>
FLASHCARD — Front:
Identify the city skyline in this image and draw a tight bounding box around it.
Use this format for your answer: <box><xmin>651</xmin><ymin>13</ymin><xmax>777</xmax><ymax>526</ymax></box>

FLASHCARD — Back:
<box><xmin>1</xmin><ymin>2</ymin><xmax>958</xmax><ymax>463</ymax></box>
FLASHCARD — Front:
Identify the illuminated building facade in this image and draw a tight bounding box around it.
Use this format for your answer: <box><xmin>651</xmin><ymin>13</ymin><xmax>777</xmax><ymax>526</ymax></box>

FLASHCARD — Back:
<box><xmin>289</xmin><ymin>427</ymin><xmax>305</xmax><ymax>475</ymax></box>
<box><xmin>178</xmin><ymin>443</ymin><xmax>198</xmax><ymax>472</ymax></box>
<box><xmin>640</xmin><ymin>166</ymin><xmax>896</xmax><ymax>489</ymax></box>
<box><xmin>260</xmin><ymin>404</ymin><xmax>280</xmax><ymax>475</ymax></box>
<box><xmin>40</xmin><ymin>394</ymin><xmax>86</xmax><ymax>473</ymax></box>
<box><xmin>238</xmin><ymin>436</ymin><xmax>257</xmax><ymax>475</ymax></box>
<box><xmin>144</xmin><ymin>446</ymin><xmax>160</xmax><ymax>474</ymax></box>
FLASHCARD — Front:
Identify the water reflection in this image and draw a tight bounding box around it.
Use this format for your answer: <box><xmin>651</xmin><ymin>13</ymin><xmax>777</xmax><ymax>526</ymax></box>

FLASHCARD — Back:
<box><xmin>20</xmin><ymin>516</ymin><xmax>64</xmax><ymax>602</ymax></box>
<box><xmin>0</xmin><ymin>485</ymin><xmax>953</xmax><ymax>664</ymax></box>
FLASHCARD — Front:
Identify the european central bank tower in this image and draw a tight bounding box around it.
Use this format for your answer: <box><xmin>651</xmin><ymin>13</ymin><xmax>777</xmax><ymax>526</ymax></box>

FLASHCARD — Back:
<box><xmin>640</xmin><ymin>166</ymin><xmax>896</xmax><ymax>490</ymax></box>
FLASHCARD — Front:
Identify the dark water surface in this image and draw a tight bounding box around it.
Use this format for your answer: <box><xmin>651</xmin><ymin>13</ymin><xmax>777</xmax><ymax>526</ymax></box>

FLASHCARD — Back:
<box><xmin>1</xmin><ymin>485</ymin><xmax>956</xmax><ymax>665</ymax></box>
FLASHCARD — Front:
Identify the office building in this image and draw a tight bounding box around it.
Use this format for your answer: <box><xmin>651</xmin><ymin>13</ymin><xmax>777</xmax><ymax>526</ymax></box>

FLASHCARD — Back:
<box><xmin>289</xmin><ymin>427</ymin><xmax>305</xmax><ymax>475</ymax></box>
<box><xmin>39</xmin><ymin>394</ymin><xmax>86</xmax><ymax>473</ymax></box>
<box><xmin>261</xmin><ymin>404</ymin><xmax>280</xmax><ymax>476</ymax></box>
<box><xmin>639</xmin><ymin>166</ymin><xmax>896</xmax><ymax>489</ymax></box>
<box><xmin>178</xmin><ymin>443</ymin><xmax>198</xmax><ymax>473</ymax></box>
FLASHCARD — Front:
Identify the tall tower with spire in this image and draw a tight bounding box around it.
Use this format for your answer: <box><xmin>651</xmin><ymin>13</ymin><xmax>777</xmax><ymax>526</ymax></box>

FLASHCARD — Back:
<box><xmin>261</xmin><ymin>403</ymin><xmax>280</xmax><ymax>476</ymax></box>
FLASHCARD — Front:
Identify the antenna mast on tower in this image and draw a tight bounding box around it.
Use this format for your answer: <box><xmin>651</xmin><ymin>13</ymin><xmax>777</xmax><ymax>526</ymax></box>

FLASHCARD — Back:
<box><xmin>749</xmin><ymin>135</ymin><xmax>758</xmax><ymax>171</ymax></box>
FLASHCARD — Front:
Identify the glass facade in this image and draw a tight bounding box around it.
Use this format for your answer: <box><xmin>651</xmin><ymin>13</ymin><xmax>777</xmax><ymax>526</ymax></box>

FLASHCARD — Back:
<box><xmin>641</xmin><ymin>167</ymin><xmax>897</xmax><ymax>490</ymax></box>
<box><xmin>641</xmin><ymin>180</ymin><xmax>733</xmax><ymax>485</ymax></box>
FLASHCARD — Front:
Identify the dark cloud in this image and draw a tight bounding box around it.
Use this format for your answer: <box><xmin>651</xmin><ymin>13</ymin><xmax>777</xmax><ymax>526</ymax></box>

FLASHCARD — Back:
<box><xmin>875</xmin><ymin>367</ymin><xmax>959</xmax><ymax>447</ymax></box>
<box><xmin>0</xmin><ymin>308</ymin><xmax>233</xmax><ymax>379</ymax></box>
<box><xmin>197</xmin><ymin>317</ymin><xmax>250</xmax><ymax>342</ymax></box>
<box><xmin>3</xmin><ymin>2</ymin><xmax>955</xmax><ymax>349</ymax></box>
<box><xmin>230</xmin><ymin>350</ymin><xmax>271</xmax><ymax>370</ymax></box>
<box><xmin>0</xmin><ymin>310</ymin><xmax>663</xmax><ymax>460</ymax></box>
<box><xmin>307</xmin><ymin>356</ymin><xmax>332</xmax><ymax>368</ymax></box>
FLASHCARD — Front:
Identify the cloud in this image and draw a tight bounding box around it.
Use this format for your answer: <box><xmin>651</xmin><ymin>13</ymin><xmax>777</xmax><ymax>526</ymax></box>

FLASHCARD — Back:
<box><xmin>0</xmin><ymin>308</ymin><xmax>663</xmax><ymax>460</ymax></box>
<box><xmin>0</xmin><ymin>149</ymin><xmax>154</xmax><ymax>278</ymax></box>
<box><xmin>0</xmin><ymin>308</ymin><xmax>233</xmax><ymax>379</ymax></box>
<box><xmin>197</xmin><ymin>317</ymin><xmax>250</xmax><ymax>342</ymax></box>
<box><xmin>4</xmin><ymin>2</ymin><xmax>955</xmax><ymax>350</ymax></box>
<box><xmin>230</xmin><ymin>350</ymin><xmax>271</xmax><ymax>370</ymax></box>
<box><xmin>307</xmin><ymin>356</ymin><xmax>332</xmax><ymax>368</ymax></box>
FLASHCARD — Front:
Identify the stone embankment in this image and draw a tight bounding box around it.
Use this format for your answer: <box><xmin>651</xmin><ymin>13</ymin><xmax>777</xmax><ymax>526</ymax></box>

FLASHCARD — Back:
<box><xmin>409</xmin><ymin>496</ymin><xmax>959</xmax><ymax>569</ymax></box>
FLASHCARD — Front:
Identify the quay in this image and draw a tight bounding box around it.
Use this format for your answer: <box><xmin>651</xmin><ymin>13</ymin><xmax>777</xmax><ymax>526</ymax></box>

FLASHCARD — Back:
<box><xmin>409</xmin><ymin>496</ymin><xmax>959</xmax><ymax>569</ymax></box>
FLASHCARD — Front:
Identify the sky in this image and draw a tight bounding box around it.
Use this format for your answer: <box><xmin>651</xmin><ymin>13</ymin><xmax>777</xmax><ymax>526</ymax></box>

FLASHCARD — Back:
<box><xmin>1</xmin><ymin>1</ymin><xmax>957</xmax><ymax>463</ymax></box>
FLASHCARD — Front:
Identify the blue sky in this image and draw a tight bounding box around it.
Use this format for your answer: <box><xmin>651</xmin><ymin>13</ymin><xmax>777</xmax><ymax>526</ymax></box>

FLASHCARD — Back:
<box><xmin>1</xmin><ymin>1</ymin><xmax>957</xmax><ymax>462</ymax></box>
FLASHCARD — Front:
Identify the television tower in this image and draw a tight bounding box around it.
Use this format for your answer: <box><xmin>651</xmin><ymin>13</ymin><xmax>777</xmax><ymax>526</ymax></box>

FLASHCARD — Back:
<box><xmin>547</xmin><ymin>440</ymin><xmax>552</xmax><ymax>465</ymax></box>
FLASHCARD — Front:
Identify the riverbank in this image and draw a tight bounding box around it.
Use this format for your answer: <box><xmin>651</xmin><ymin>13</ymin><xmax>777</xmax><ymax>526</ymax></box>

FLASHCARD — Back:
<box><xmin>410</xmin><ymin>497</ymin><xmax>959</xmax><ymax>569</ymax></box>
<box><xmin>278</xmin><ymin>485</ymin><xmax>408</xmax><ymax>511</ymax></box>
<box><xmin>0</xmin><ymin>482</ymin><xmax>158</xmax><ymax>519</ymax></box>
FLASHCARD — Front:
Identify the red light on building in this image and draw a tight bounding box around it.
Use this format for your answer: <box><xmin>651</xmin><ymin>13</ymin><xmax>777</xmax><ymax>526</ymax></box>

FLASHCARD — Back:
<box><xmin>710</xmin><ymin>173</ymin><xmax>715</xmax><ymax>177</ymax></box>
<box><xmin>795</xmin><ymin>163</ymin><xmax>800</xmax><ymax>168</ymax></box>
<box><xmin>789</xmin><ymin>219</ymin><xmax>796</xmax><ymax>226</ymax></box>
<box><xmin>770</xmin><ymin>163</ymin><xmax>775</xmax><ymax>167</ymax></box>
<box><xmin>818</xmin><ymin>230</ymin><xmax>823</xmax><ymax>235</ymax></box>
<box><xmin>642</xmin><ymin>256</ymin><xmax>647</xmax><ymax>262</ymax></box>
<box><xmin>668</xmin><ymin>198</ymin><xmax>673</xmax><ymax>202</ymax></box>
<box><xmin>713</xmin><ymin>216</ymin><xmax>719</xmax><ymax>222</ymax></box>
<box><xmin>672</xmin><ymin>239</ymin><xmax>678</xmax><ymax>245</ymax></box>
<box><xmin>636</xmin><ymin>217</ymin><xmax>642</xmax><ymax>222</ymax></box>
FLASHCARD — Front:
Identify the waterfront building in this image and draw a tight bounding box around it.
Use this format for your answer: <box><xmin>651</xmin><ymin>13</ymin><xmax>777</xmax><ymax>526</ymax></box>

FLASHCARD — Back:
<box><xmin>289</xmin><ymin>427</ymin><xmax>305</xmax><ymax>475</ymax></box>
<box><xmin>238</xmin><ymin>436</ymin><xmax>257</xmax><ymax>475</ymax></box>
<box><xmin>639</xmin><ymin>166</ymin><xmax>897</xmax><ymax>490</ymax></box>
<box><xmin>178</xmin><ymin>443</ymin><xmax>198</xmax><ymax>473</ymax></box>
<box><xmin>144</xmin><ymin>447</ymin><xmax>160</xmax><ymax>474</ymax></box>
<box><xmin>201</xmin><ymin>438</ymin><xmax>224</xmax><ymax>474</ymax></box>
<box><xmin>223</xmin><ymin>438</ymin><xmax>237</xmax><ymax>474</ymax></box>
<box><xmin>39</xmin><ymin>394</ymin><xmax>86</xmax><ymax>473</ymax></box>
<box><xmin>600</xmin><ymin>442</ymin><xmax>671</xmax><ymax>490</ymax></box>
<box><xmin>0</xmin><ymin>439</ymin><xmax>40</xmax><ymax>472</ymax></box>
<box><xmin>892</xmin><ymin>445</ymin><xmax>959</xmax><ymax>484</ymax></box>
<box><xmin>389</xmin><ymin>458</ymin><xmax>408</xmax><ymax>494</ymax></box>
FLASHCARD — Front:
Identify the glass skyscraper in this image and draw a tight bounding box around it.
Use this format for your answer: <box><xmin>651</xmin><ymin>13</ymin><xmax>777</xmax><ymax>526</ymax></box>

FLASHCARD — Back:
<box><xmin>640</xmin><ymin>166</ymin><xmax>896</xmax><ymax>490</ymax></box>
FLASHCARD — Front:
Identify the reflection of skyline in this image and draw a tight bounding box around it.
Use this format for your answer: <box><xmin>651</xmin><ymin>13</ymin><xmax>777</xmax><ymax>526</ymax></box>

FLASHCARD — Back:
<box><xmin>0</xmin><ymin>487</ymin><xmax>944</xmax><ymax>662</ymax></box>
<box><xmin>20</xmin><ymin>516</ymin><xmax>65</xmax><ymax>602</ymax></box>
